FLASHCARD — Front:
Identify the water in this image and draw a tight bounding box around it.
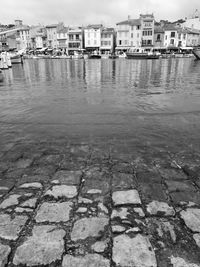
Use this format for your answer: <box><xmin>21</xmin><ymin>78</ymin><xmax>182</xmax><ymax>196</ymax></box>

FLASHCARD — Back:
<box><xmin>0</xmin><ymin>58</ymin><xmax>200</xmax><ymax>157</ymax></box>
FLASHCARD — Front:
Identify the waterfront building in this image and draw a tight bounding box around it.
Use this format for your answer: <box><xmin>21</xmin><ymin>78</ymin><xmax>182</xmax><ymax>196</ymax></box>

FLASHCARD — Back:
<box><xmin>46</xmin><ymin>23</ymin><xmax>64</xmax><ymax>49</ymax></box>
<box><xmin>153</xmin><ymin>25</ymin><xmax>165</xmax><ymax>48</ymax></box>
<box><xmin>30</xmin><ymin>26</ymin><xmax>47</xmax><ymax>49</ymax></box>
<box><xmin>57</xmin><ymin>27</ymin><xmax>68</xmax><ymax>53</ymax></box>
<box><xmin>140</xmin><ymin>14</ymin><xmax>155</xmax><ymax>49</ymax></box>
<box><xmin>17</xmin><ymin>26</ymin><xmax>31</xmax><ymax>50</ymax></box>
<box><xmin>68</xmin><ymin>27</ymin><xmax>84</xmax><ymax>55</ymax></box>
<box><xmin>100</xmin><ymin>28</ymin><xmax>115</xmax><ymax>55</ymax></box>
<box><xmin>84</xmin><ymin>24</ymin><xmax>102</xmax><ymax>53</ymax></box>
<box><xmin>182</xmin><ymin>10</ymin><xmax>200</xmax><ymax>31</ymax></box>
<box><xmin>116</xmin><ymin>17</ymin><xmax>141</xmax><ymax>52</ymax></box>
<box><xmin>116</xmin><ymin>14</ymin><xmax>154</xmax><ymax>52</ymax></box>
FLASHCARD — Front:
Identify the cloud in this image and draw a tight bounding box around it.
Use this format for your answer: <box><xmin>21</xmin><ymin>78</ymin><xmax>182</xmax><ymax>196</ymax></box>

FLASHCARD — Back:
<box><xmin>0</xmin><ymin>0</ymin><xmax>199</xmax><ymax>26</ymax></box>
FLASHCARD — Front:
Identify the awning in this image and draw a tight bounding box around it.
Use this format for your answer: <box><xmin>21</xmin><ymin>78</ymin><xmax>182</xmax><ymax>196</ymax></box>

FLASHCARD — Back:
<box><xmin>181</xmin><ymin>47</ymin><xmax>193</xmax><ymax>50</ymax></box>
<box><xmin>115</xmin><ymin>47</ymin><xmax>129</xmax><ymax>50</ymax></box>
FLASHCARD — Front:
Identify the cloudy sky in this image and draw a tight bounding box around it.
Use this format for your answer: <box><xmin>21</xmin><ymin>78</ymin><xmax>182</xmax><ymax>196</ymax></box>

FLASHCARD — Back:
<box><xmin>1</xmin><ymin>0</ymin><xmax>199</xmax><ymax>26</ymax></box>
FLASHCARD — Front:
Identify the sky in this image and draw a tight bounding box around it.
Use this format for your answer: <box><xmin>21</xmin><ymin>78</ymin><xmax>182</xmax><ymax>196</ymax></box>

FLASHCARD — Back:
<box><xmin>0</xmin><ymin>0</ymin><xmax>199</xmax><ymax>27</ymax></box>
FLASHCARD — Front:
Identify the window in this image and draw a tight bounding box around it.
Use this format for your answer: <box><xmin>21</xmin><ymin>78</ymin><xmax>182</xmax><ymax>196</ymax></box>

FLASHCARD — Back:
<box><xmin>76</xmin><ymin>34</ymin><xmax>79</xmax><ymax>40</ymax></box>
<box><xmin>183</xmin><ymin>34</ymin><xmax>186</xmax><ymax>40</ymax></box>
<box><xmin>131</xmin><ymin>26</ymin><xmax>134</xmax><ymax>31</ymax></box>
<box><xmin>178</xmin><ymin>33</ymin><xmax>181</xmax><ymax>39</ymax></box>
<box><xmin>124</xmin><ymin>40</ymin><xmax>128</xmax><ymax>45</ymax></box>
<box><xmin>131</xmin><ymin>33</ymin><xmax>133</xmax><ymax>38</ymax></box>
<box><xmin>94</xmin><ymin>40</ymin><xmax>97</xmax><ymax>45</ymax></box>
<box><xmin>171</xmin><ymin>32</ymin><xmax>175</xmax><ymax>38</ymax></box>
<box><xmin>157</xmin><ymin>34</ymin><xmax>161</xmax><ymax>41</ymax></box>
<box><xmin>170</xmin><ymin>39</ymin><xmax>174</xmax><ymax>45</ymax></box>
<box><xmin>88</xmin><ymin>32</ymin><xmax>90</xmax><ymax>38</ymax></box>
<box><xmin>137</xmin><ymin>25</ymin><xmax>140</xmax><ymax>30</ymax></box>
<box><xmin>119</xmin><ymin>40</ymin><xmax>122</xmax><ymax>45</ymax></box>
<box><xmin>165</xmin><ymin>35</ymin><xmax>167</xmax><ymax>40</ymax></box>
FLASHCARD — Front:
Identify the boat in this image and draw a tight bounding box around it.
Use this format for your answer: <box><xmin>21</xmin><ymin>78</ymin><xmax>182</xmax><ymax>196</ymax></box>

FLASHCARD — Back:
<box><xmin>192</xmin><ymin>47</ymin><xmax>200</xmax><ymax>60</ymax></box>
<box><xmin>72</xmin><ymin>51</ymin><xmax>83</xmax><ymax>59</ymax></box>
<box><xmin>10</xmin><ymin>53</ymin><xmax>23</xmax><ymax>64</ymax></box>
<box><xmin>89</xmin><ymin>54</ymin><xmax>101</xmax><ymax>59</ymax></box>
<box><xmin>109</xmin><ymin>54</ymin><xmax>118</xmax><ymax>59</ymax></box>
<box><xmin>117</xmin><ymin>51</ymin><xmax>127</xmax><ymax>58</ymax></box>
<box><xmin>126</xmin><ymin>48</ymin><xmax>159</xmax><ymax>59</ymax></box>
<box><xmin>0</xmin><ymin>70</ymin><xmax>4</xmax><ymax>82</ymax></box>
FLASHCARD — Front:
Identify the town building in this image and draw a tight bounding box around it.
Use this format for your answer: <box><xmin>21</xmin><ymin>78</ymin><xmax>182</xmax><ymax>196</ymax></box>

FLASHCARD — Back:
<box><xmin>46</xmin><ymin>23</ymin><xmax>64</xmax><ymax>49</ymax></box>
<box><xmin>182</xmin><ymin>10</ymin><xmax>200</xmax><ymax>30</ymax></box>
<box><xmin>57</xmin><ymin>27</ymin><xmax>68</xmax><ymax>53</ymax></box>
<box><xmin>100</xmin><ymin>28</ymin><xmax>115</xmax><ymax>55</ymax></box>
<box><xmin>30</xmin><ymin>26</ymin><xmax>47</xmax><ymax>49</ymax></box>
<box><xmin>115</xmin><ymin>17</ymin><xmax>141</xmax><ymax>52</ymax></box>
<box><xmin>84</xmin><ymin>24</ymin><xmax>102</xmax><ymax>53</ymax></box>
<box><xmin>153</xmin><ymin>25</ymin><xmax>165</xmax><ymax>48</ymax></box>
<box><xmin>18</xmin><ymin>26</ymin><xmax>31</xmax><ymax>50</ymax></box>
<box><xmin>140</xmin><ymin>14</ymin><xmax>155</xmax><ymax>48</ymax></box>
<box><xmin>68</xmin><ymin>27</ymin><xmax>84</xmax><ymax>55</ymax></box>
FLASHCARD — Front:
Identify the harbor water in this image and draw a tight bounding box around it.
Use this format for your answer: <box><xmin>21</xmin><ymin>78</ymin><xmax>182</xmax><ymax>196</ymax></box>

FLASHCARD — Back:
<box><xmin>0</xmin><ymin>58</ymin><xmax>200</xmax><ymax>159</ymax></box>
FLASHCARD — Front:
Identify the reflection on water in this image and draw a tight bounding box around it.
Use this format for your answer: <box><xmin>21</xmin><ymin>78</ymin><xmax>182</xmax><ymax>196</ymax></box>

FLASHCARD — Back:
<box><xmin>0</xmin><ymin>58</ymin><xmax>200</xmax><ymax>150</ymax></box>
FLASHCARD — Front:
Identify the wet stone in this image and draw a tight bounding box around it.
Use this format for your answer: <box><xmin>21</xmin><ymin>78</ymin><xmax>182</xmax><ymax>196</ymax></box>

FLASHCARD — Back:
<box><xmin>19</xmin><ymin>182</ymin><xmax>42</xmax><ymax>189</ymax></box>
<box><xmin>45</xmin><ymin>185</ymin><xmax>77</xmax><ymax>199</ymax></box>
<box><xmin>0</xmin><ymin>187</ymin><xmax>9</xmax><ymax>191</ymax></box>
<box><xmin>165</xmin><ymin>180</ymin><xmax>196</xmax><ymax>193</ymax></box>
<box><xmin>35</xmin><ymin>202</ymin><xmax>73</xmax><ymax>222</ymax></box>
<box><xmin>0</xmin><ymin>214</ymin><xmax>28</xmax><ymax>240</ymax></box>
<box><xmin>62</xmin><ymin>254</ymin><xmax>110</xmax><ymax>267</ymax></box>
<box><xmin>112</xmin><ymin>234</ymin><xmax>157</xmax><ymax>267</ymax></box>
<box><xmin>87</xmin><ymin>189</ymin><xmax>102</xmax><ymax>194</ymax></box>
<box><xmin>78</xmin><ymin>197</ymin><xmax>93</xmax><ymax>204</ymax></box>
<box><xmin>180</xmin><ymin>208</ymin><xmax>200</xmax><ymax>232</ymax></box>
<box><xmin>13</xmin><ymin>225</ymin><xmax>65</xmax><ymax>266</ymax></box>
<box><xmin>20</xmin><ymin>198</ymin><xmax>37</xmax><ymax>208</ymax></box>
<box><xmin>112</xmin><ymin>225</ymin><xmax>126</xmax><ymax>233</ymax></box>
<box><xmin>53</xmin><ymin>170</ymin><xmax>82</xmax><ymax>185</ymax></box>
<box><xmin>134</xmin><ymin>207</ymin><xmax>145</xmax><ymax>217</ymax></box>
<box><xmin>91</xmin><ymin>240</ymin><xmax>108</xmax><ymax>253</ymax></box>
<box><xmin>146</xmin><ymin>201</ymin><xmax>175</xmax><ymax>216</ymax></box>
<box><xmin>15</xmin><ymin>207</ymin><xmax>33</xmax><ymax>213</ymax></box>
<box><xmin>98</xmin><ymin>203</ymin><xmax>108</xmax><ymax>214</ymax></box>
<box><xmin>0</xmin><ymin>243</ymin><xmax>11</xmax><ymax>267</ymax></box>
<box><xmin>126</xmin><ymin>227</ymin><xmax>141</xmax><ymax>233</ymax></box>
<box><xmin>193</xmin><ymin>234</ymin><xmax>200</xmax><ymax>248</ymax></box>
<box><xmin>170</xmin><ymin>256</ymin><xmax>200</xmax><ymax>267</ymax></box>
<box><xmin>0</xmin><ymin>194</ymin><xmax>21</xmax><ymax>209</ymax></box>
<box><xmin>112</xmin><ymin>190</ymin><xmax>141</xmax><ymax>206</ymax></box>
<box><xmin>77</xmin><ymin>207</ymin><xmax>87</xmax><ymax>213</ymax></box>
<box><xmin>111</xmin><ymin>208</ymin><xmax>129</xmax><ymax>220</ymax></box>
<box><xmin>71</xmin><ymin>217</ymin><xmax>109</xmax><ymax>241</ymax></box>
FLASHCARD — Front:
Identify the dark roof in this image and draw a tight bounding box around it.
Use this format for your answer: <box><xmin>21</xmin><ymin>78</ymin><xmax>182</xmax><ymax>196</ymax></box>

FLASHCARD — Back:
<box><xmin>58</xmin><ymin>27</ymin><xmax>68</xmax><ymax>34</ymax></box>
<box><xmin>87</xmin><ymin>24</ymin><xmax>103</xmax><ymax>29</ymax></box>
<box><xmin>154</xmin><ymin>26</ymin><xmax>164</xmax><ymax>33</ymax></box>
<box><xmin>163</xmin><ymin>24</ymin><xmax>178</xmax><ymax>31</ymax></box>
<box><xmin>116</xmin><ymin>19</ymin><xmax>141</xmax><ymax>26</ymax></box>
<box><xmin>46</xmin><ymin>24</ymin><xmax>58</xmax><ymax>28</ymax></box>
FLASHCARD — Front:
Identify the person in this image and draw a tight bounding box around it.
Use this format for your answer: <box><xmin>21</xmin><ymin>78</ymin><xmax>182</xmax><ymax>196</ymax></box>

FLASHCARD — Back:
<box><xmin>0</xmin><ymin>51</ymin><xmax>8</xmax><ymax>69</ymax></box>
<box><xmin>6</xmin><ymin>51</ymin><xmax>12</xmax><ymax>68</ymax></box>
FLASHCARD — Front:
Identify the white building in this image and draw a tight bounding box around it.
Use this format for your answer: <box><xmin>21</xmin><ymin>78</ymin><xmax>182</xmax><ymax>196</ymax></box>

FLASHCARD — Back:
<box><xmin>46</xmin><ymin>23</ymin><xmax>64</xmax><ymax>49</ymax></box>
<box><xmin>84</xmin><ymin>24</ymin><xmax>102</xmax><ymax>52</ymax></box>
<box><xmin>57</xmin><ymin>27</ymin><xmax>68</xmax><ymax>52</ymax></box>
<box><xmin>18</xmin><ymin>26</ymin><xmax>31</xmax><ymax>50</ymax></box>
<box><xmin>182</xmin><ymin>10</ymin><xmax>200</xmax><ymax>30</ymax></box>
<box><xmin>100</xmin><ymin>28</ymin><xmax>115</xmax><ymax>54</ymax></box>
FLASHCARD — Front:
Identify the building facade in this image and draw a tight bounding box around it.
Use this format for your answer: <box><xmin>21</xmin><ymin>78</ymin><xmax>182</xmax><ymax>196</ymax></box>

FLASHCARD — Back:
<box><xmin>140</xmin><ymin>14</ymin><xmax>155</xmax><ymax>48</ymax></box>
<box><xmin>100</xmin><ymin>28</ymin><xmax>115</xmax><ymax>54</ymax></box>
<box><xmin>46</xmin><ymin>23</ymin><xmax>64</xmax><ymax>49</ymax></box>
<box><xmin>84</xmin><ymin>24</ymin><xmax>102</xmax><ymax>52</ymax></box>
<box><xmin>153</xmin><ymin>25</ymin><xmax>165</xmax><ymax>48</ymax></box>
<box><xmin>57</xmin><ymin>27</ymin><xmax>68</xmax><ymax>53</ymax></box>
<box><xmin>68</xmin><ymin>27</ymin><xmax>83</xmax><ymax>55</ymax></box>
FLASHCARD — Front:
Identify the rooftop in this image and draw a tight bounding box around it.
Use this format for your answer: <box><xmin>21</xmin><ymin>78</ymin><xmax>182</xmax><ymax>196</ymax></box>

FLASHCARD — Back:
<box><xmin>116</xmin><ymin>19</ymin><xmax>141</xmax><ymax>26</ymax></box>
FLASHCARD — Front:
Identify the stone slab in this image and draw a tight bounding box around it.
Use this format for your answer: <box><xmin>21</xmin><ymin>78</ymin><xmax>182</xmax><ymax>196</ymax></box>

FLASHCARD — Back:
<box><xmin>53</xmin><ymin>170</ymin><xmax>82</xmax><ymax>185</ymax></box>
<box><xmin>35</xmin><ymin>202</ymin><xmax>73</xmax><ymax>222</ymax></box>
<box><xmin>19</xmin><ymin>182</ymin><xmax>42</xmax><ymax>189</ymax></box>
<box><xmin>0</xmin><ymin>214</ymin><xmax>28</xmax><ymax>240</ymax></box>
<box><xmin>180</xmin><ymin>208</ymin><xmax>200</xmax><ymax>232</ymax></box>
<box><xmin>112</xmin><ymin>190</ymin><xmax>141</xmax><ymax>206</ymax></box>
<box><xmin>0</xmin><ymin>243</ymin><xmax>11</xmax><ymax>267</ymax></box>
<box><xmin>20</xmin><ymin>198</ymin><xmax>37</xmax><ymax>208</ymax></box>
<box><xmin>0</xmin><ymin>194</ymin><xmax>21</xmax><ymax>209</ymax></box>
<box><xmin>13</xmin><ymin>225</ymin><xmax>65</xmax><ymax>266</ymax></box>
<box><xmin>170</xmin><ymin>256</ymin><xmax>200</xmax><ymax>267</ymax></box>
<box><xmin>146</xmin><ymin>201</ymin><xmax>175</xmax><ymax>216</ymax></box>
<box><xmin>71</xmin><ymin>217</ymin><xmax>108</xmax><ymax>241</ymax></box>
<box><xmin>62</xmin><ymin>254</ymin><xmax>109</xmax><ymax>267</ymax></box>
<box><xmin>45</xmin><ymin>185</ymin><xmax>77</xmax><ymax>199</ymax></box>
<box><xmin>112</xmin><ymin>234</ymin><xmax>157</xmax><ymax>267</ymax></box>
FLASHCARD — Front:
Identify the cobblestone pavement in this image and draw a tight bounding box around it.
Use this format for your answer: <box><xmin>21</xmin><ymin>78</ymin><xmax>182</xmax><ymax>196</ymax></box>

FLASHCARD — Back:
<box><xmin>0</xmin><ymin>138</ymin><xmax>200</xmax><ymax>266</ymax></box>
